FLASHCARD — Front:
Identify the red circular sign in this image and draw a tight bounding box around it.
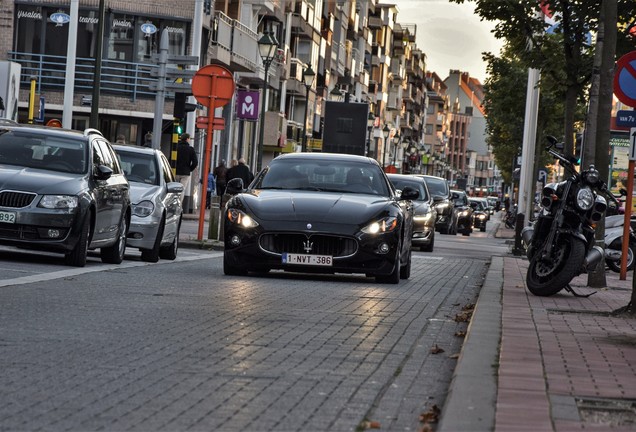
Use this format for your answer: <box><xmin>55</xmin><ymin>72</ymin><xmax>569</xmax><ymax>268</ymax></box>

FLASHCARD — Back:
<box><xmin>46</xmin><ymin>119</ymin><xmax>62</xmax><ymax>128</ymax></box>
<box><xmin>191</xmin><ymin>65</ymin><xmax>235</xmax><ymax>109</ymax></box>
<box><xmin>614</xmin><ymin>51</ymin><xmax>636</xmax><ymax>107</ymax></box>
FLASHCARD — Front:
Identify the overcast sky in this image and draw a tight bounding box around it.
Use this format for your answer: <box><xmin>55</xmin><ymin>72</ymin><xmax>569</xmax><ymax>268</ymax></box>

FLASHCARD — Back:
<box><xmin>394</xmin><ymin>0</ymin><xmax>505</xmax><ymax>83</ymax></box>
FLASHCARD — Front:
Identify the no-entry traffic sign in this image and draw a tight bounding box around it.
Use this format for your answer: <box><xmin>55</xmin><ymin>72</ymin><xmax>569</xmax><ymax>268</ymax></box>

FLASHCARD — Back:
<box><xmin>191</xmin><ymin>64</ymin><xmax>235</xmax><ymax>109</ymax></box>
<box><xmin>614</xmin><ymin>51</ymin><xmax>636</xmax><ymax>107</ymax></box>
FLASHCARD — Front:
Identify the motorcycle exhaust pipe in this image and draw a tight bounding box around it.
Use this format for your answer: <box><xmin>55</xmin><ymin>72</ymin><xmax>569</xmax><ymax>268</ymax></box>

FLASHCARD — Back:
<box><xmin>521</xmin><ymin>226</ymin><xmax>534</xmax><ymax>247</ymax></box>
<box><xmin>584</xmin><ymin>246</ymin><xmax>604</xmax><ymax>270</ymax></box>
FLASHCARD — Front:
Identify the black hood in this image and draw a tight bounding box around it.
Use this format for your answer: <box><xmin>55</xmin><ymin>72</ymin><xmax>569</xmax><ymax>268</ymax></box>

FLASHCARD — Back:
<box><xmin>0</xmin><ymin>166</ymin><xmax>88</xmax><ymax>195</ymax></box>
<box><xmin>237</xmin><ymin>190</ymin><xmax>397</xmax><ymax>224</ymax></box>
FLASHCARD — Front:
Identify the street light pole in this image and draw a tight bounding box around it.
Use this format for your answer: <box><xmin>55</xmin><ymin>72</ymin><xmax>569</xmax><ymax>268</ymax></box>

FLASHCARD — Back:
<box><xmin>366</xmin><ymin>112</ymin><xmax>374</xmax><ymax>157</ymax></box>
<box><xmin>301</xmin><ymin>65</ymin><xmax>315</xmax><ymax>153</ymax></box>
<box><xmin>256</xmin><ymin>32</ymin><xmax>278</xmax><ymax>172</ymax></box>
<box><xmin>382</xmin><ymin>124</ymin><xmax>390</xmax><ymax>171</ymax></box>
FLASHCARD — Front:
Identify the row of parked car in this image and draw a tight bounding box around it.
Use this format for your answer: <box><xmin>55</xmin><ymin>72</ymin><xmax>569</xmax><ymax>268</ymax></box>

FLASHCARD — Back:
<box><xmin>0</xmin><ymin>121</ymin><xmax>183</xmax><ymax>267</ymax></box>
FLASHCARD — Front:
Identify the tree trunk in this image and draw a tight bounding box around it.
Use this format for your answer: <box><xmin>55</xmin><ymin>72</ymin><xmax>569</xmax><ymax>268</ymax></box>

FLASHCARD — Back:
<box><xmin>586</xmin><ymin>1</ymin><xmax>606</xmax><ymax>289</ymax></box>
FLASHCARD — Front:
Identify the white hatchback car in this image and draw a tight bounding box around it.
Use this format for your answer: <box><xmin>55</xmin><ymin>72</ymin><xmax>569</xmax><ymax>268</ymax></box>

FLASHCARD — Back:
<box><xmin>113</xmin><ymin>144</ymin><xmax>183</xmax><ymax>262</ymax></box>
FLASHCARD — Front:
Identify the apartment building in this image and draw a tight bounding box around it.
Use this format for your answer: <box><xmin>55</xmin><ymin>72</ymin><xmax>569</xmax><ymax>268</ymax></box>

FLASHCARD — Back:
<box><xmin>2</xmin><ymin>0</ymin><xmax>495</xmax><ymax>196</ymax></box>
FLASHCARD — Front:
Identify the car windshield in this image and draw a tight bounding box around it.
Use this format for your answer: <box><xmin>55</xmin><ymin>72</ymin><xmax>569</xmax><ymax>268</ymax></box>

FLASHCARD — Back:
<box><xmin>389</xmin><ymin>178</ymin><xmax>428</xmax><ymax>201</ymax></box>
<box><xmin>0</xmin><ymin>130</ymin><xmax>87</xmax><ymax>174</ymax></box>
<box><xmin>423</xmin><ymin>177</ymin><xmax>448</xmax><ymax>197</ymax></box>
<box><xmin>470</xmin><ymin>199</ymin><xmax>485</xmax><ymax>210</ymax></box>
<box><xmin>116</xmin><ymin>150</ymin><xmax>159</xmax><ymax>185</ymax></box>
<box><xmin>255</xmin><ymin>158</ymin><xmax>391</xmax><ymax>196</ymax></box>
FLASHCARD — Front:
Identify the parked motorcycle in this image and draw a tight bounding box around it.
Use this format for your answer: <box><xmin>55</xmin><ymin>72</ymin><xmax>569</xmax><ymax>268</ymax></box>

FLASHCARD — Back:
<box><xmin>604</xmin><ymin>214</ymin><xmax>636</xmax><ymax>272</ymax></box>
<box><xmin>521</xmin><ymin>136</ymin><xmax>606</xmax><ymax>296</ymax></box>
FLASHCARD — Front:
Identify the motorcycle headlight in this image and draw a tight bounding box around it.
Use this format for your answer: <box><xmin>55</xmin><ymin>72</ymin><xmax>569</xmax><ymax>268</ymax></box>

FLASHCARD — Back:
<box><xmin>38</xmin><ymin>195</ymin><xmax>79</xmax><ymax>209</ymax></box>
<box><xmin>362</xmin><ymin>216</ymin><xmax>398</xmax><ymax>234</ymax></box>
<box><xmin>133</xmin><ymin>200</ymin><xmax>154</xmax><ymax>217</ymax></box>
<box><xmin>575</xmin><ymin>187</ymin><xmax>594</xmax><ymax>211</ymax></box>
<box><xmin>227</xmin><ymin>208</ymin><xmax>259</xmax><ymax>228</ymax></box>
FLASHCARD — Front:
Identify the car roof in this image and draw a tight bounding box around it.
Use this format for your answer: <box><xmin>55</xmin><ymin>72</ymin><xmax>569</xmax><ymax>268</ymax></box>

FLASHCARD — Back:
<box><xmin>113</xmin><ymin>144</ymin><xmax>158</xmax><ymax>155</ymax></box>
<box><xmin>273</xmin><ymin>152</ymin><xmax>379</xmax><ymax>165</ymax></box>
<box><xmin>0</xmin><ymin>123</ymin><xmax>105</xmax><ymax>140</ymax></box>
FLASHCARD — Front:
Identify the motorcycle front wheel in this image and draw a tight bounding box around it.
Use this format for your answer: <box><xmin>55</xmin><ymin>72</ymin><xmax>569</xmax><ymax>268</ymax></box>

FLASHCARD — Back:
<box><xmin>526</xmin><ymin>236</ymin><xmax>586</xmax><ymax>296</ymax></box>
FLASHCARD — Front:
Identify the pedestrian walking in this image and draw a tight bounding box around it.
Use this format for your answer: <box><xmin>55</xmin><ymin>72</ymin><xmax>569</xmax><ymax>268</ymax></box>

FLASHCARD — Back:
<box><xmin>205</xmin><ymin>171</ymin><xmax>216</xmax><ymax>209</ymax></box>
<box><xmin>227</xmin><ymin>157</ymin><xmax>254</xmax><ymax>188</ymax></box>
<box><xmin>213</xmin><ymin>159</ymin><xmax>228</xmax><ymax>196</ymax></box>
<box><xmin>175</xmin><ymin>133</ymin><xmax>198</xmax><ymax>202</ymax></box>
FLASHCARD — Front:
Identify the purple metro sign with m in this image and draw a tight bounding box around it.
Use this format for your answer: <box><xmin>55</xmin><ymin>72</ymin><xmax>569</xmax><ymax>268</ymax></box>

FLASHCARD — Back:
<box><xmin>236</xmin><ymin>90</ymin><xmax>260</xmax><ymax>120</ymax></box>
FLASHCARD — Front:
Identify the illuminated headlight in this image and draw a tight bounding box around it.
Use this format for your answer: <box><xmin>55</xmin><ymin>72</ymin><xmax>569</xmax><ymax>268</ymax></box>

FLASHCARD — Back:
<box><xmin>133</xmin><ymin>200</ymin><xmax>154</xmax><ymax>217</ymax></box>
<box><xmin>227</xmin><ymin>208</ymin><xmax>259</xmax><ymax>228</ymax></box>
<box><xmin>436</xmin><ymin>203</ymin><xmax>449</xmax><ymax>210</ymax></box>
<box><xmin>414</xmin><ymin>212</ymin><xmax>434</xmax><ymax>223</ymax></box>
<box><xmin>478</xmin><ymin>214</ymin><xmax>487</xmax><ymax>220</ymax></box>
<box><xmin>576</xmin><ymin>188</ymin><xmax>594</xmax><ymax>211</ymax></box>
<box><xmin>38</xmin><ymin>195</ymin><xmax>78</xmax><ymax>209</ymax></box>
<box><xmin>362</xmin><ymin>217</ymin><xmax>398</xmax><ymax>234</ymax></box>
<box><xmin>460</xmin><ymin>210</ymin><xmax>470</xmax><ymax>217</ymax></box>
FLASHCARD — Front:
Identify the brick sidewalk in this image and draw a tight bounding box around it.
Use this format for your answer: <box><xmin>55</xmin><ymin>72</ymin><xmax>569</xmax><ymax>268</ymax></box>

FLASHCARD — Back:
<box><xmin>499</xmin><ymin>258</ymin><xmax>636</xmax><ymax>431</ymax></box>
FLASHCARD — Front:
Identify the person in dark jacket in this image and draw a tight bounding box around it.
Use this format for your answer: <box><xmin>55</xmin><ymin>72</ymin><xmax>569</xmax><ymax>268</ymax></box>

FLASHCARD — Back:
<box><xmin>226</xmin><ymin>158</ymin><xmax>254</xmax><ymax>188</ymax></box>
<box><xmin>175</xmin><ymin>133</ymin><xmax>198</xmax><ymax>202</ymax></box>
<box><xmin>212</xmin><ymin>159</ymin><xmax>228</xmax><ymax>196</ymax></box>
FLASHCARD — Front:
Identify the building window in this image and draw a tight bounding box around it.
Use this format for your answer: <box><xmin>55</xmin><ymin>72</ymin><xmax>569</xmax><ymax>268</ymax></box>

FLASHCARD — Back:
<box><xmin>109</xmin><ymin>15</ymin><xmax>135</xmax><ymax>61</ymax></box>
<box><xmin>15</xmin><ymin>5</ymin><xmax>45</xmax><ymax>54</ymax></box>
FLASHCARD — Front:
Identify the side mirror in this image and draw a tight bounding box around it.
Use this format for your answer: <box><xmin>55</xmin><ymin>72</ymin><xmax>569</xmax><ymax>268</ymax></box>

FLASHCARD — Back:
<box><xmin>95</xmin><ymin>165</ymin><xmax>113</xmax><ymax>180</ymax></box>
<box><xmin>399</xmin><ymin>186</ymin><xmax>419</xmax><ymax>201</ymax></box>
<box><xmin>225</xmin><ymin>177</ymin><xmax>245</xmax><ymax>195</ymax></box>
<box><xmin>433</xmin><ymin>195</ymin><xmax>443</xmax><ymax>203</ymax></box>
<box><xmin>167</xmin><ymin>182</ymin><xmax>184</xmax><ymax>194</ymax></box>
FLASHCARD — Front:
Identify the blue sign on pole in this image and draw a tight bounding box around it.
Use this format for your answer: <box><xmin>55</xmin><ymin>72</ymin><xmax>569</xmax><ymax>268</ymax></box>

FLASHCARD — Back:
<box><xmin>616</xmin><ymin>110</ymin><xmax>636</xmax><ymax>128</ymax></box>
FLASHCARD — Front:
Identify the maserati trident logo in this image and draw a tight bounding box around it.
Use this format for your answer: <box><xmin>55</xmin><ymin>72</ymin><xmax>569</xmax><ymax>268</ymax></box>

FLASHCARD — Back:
<box><xmin>303</xmin><ymin>240</ymin><xmax>313</xmax><ymax>253</ymax></box>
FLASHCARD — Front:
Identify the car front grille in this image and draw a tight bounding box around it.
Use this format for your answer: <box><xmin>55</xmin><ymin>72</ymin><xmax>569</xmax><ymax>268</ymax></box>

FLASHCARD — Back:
<box><xmin>260</xmin><ymin>233</ymin><xmax>357</xmax><ymax>257</ymax></box>
<box><xmin>0</xmin><ymin>191</ymin><xmax>37</xmax><ymax>208</ymax></box>
<box><xmin>0</xmin><ymin>224</ymin><xmax>39</xmax><ymax>240</ymax></box>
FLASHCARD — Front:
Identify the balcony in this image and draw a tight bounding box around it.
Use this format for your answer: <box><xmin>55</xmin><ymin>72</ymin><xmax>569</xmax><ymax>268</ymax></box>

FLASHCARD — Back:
<box><xmin>291</xmin><ymin>13</ymin><xmax>314</xmax><ymax>39</ymax></box>
<box><xmin>10</xmin><ymin>51</ymin><xmax>156</xmax><ymax>102</ymax></box>
<box><xmin>231</xmin><ymin>20</ymin><xmax>258</xmax><ymax>72</ymax></box>
<box><xmin>208</xmin><ymin>12</ymin><xmax>232</xmax><ymax>67</ymax></box>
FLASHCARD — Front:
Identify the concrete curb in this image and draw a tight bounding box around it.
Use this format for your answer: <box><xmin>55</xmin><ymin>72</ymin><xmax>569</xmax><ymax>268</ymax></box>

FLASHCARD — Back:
<box><xmin>438</xmin><ymin>256</ymin><xmax>503</xmax><ymax>432</ymax></box>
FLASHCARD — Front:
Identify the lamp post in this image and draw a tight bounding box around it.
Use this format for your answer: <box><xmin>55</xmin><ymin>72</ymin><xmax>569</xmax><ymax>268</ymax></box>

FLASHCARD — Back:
<box><xmin>392</xmin><ymin>132</ymin><xmax>400</xmax><ymax>169</ymax></box>
<box><xmin>329</xmin><ymin>85</ymin><xmax>344</xmax><ymax>102</ymax></box>
<box><xmin>382</xmin><ymin>124</ymin><xmax>390</xmax><ymax>171</ymax></box>
<box><xmin>256</xmin><ymin>31</ymin><xmax>278</xmax><ymax>172</ymax></box>
<box><xmin>366</xmin><ymin>112</ymin><xmax>374</xmax><ymax>157</ymax></box>
<box><xmin>301</xmin><ymin>65</ymin><xmax>315</xmax><ymax>153</ymax></box>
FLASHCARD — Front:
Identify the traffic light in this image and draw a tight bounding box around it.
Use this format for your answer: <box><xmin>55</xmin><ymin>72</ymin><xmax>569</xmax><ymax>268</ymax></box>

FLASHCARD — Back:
<box><xmin>173</xmin><ymin>93</ymin><xmax>197</xmax><ymax>119</ymax></box>
<box><xmin>175</xmin><ymin>123</ymin><xmax>183</xmax><ymax>135</ymax></box>
<box><xmin>574</xmin><ymin>133</ymin><xmax>582</xmax><ymax>165</ymax></box>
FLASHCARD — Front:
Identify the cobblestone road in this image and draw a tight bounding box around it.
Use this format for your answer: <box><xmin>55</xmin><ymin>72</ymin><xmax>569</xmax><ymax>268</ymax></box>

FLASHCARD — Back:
<box><xmin>0</xmin><ymin>253</ymin><xmax>486</xmax><ymax>431</ymax></box>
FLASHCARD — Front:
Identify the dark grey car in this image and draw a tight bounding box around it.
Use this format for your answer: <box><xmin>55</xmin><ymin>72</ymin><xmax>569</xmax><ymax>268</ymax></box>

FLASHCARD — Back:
<box><xmin>0</xmin><ymin>124</ymin><xmax>130</xmax><ymax>266</ymax></box>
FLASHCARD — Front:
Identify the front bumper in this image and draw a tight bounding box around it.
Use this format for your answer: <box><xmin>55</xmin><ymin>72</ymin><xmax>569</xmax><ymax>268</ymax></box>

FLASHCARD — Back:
<box><xmin>0</xmin><ymin>206</ymin><xmax>83</xmax><ymax>253</ymax></box>
<box><xmin>126</xmin><ymin>217</ymin><xmax>162</xmax><ymax>250</ymax></box>
<box><xmin>224</xmin><ymin>223</ymin><xmax>401</xmax><ymax>276</ymax></box>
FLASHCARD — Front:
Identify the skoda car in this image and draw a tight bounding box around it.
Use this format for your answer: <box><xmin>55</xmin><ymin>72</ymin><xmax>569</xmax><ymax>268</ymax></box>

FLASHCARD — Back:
<box><xmin>0</xmin><ymin>123</ymin><xmax>130</xmax><ymax>266</ymax></box>
<box><xmin>114</xmin><ymin>144</ymin><xmax>183</xmax><ymax>262</ymax></box>
<box><xmin>417</xmin><ymin>175</ymin><xmax>456</xmax><ymax>235</ymax></box>
<box><xmin>223</xmin><ymin>153</ymin><xmax>418</xmax><ymax>284</ymax></box>
<box><xmin>387</xmin><ymin>173</ymin><xmax>436</xmax><ymax>252</ymax></box>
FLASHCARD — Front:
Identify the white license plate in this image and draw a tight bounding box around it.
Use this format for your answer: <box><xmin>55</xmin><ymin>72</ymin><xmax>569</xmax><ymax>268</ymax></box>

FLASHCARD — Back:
<box><xmin>282</xmin><ymin>253</ymin><xmax>333</xmax><ymax>266</ymax></box>
<box><xmin>0</xmin><ymin>210</ymin><xmax>16</xmax><ymax>224</ymax></box>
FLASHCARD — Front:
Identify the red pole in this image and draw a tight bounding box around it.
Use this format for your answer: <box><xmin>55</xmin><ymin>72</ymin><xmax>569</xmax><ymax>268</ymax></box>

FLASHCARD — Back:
<box><xmin>197</xmin><ymin>74</ymin><xmax>218</xmax><ymax>240</ymax></box>
<box><xmin>620</xmin><ymin>159</ymin><xmax>634</xmax><ymax>280</ymax></box>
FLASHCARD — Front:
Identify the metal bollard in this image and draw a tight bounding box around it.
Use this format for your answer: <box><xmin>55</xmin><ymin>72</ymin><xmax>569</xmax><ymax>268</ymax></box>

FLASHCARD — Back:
<box><xmin>208</xmin><ymin>196</ymin><xmax>221</xmax><ymax>240</ymax></box>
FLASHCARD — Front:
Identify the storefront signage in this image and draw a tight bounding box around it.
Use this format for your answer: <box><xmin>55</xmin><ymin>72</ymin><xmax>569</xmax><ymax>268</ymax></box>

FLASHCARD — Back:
<box><xmin>50</xmin><ymin>12</ymin><xmax>70</xmax><ymax>26</ymax></box>
<box><xmin>113</xmin><ymin>19</ymin><xmax>132</xmax><ymax>28</ymax></box>
<box><xmin>141</xmin><ymin>22</ymin><xmax>157</xmax><ymax>35</ymax></box>
<box><xmin>17</xmin><ymin>10</ymin><xmax>42</xmax><ymax>20</ymax></box>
